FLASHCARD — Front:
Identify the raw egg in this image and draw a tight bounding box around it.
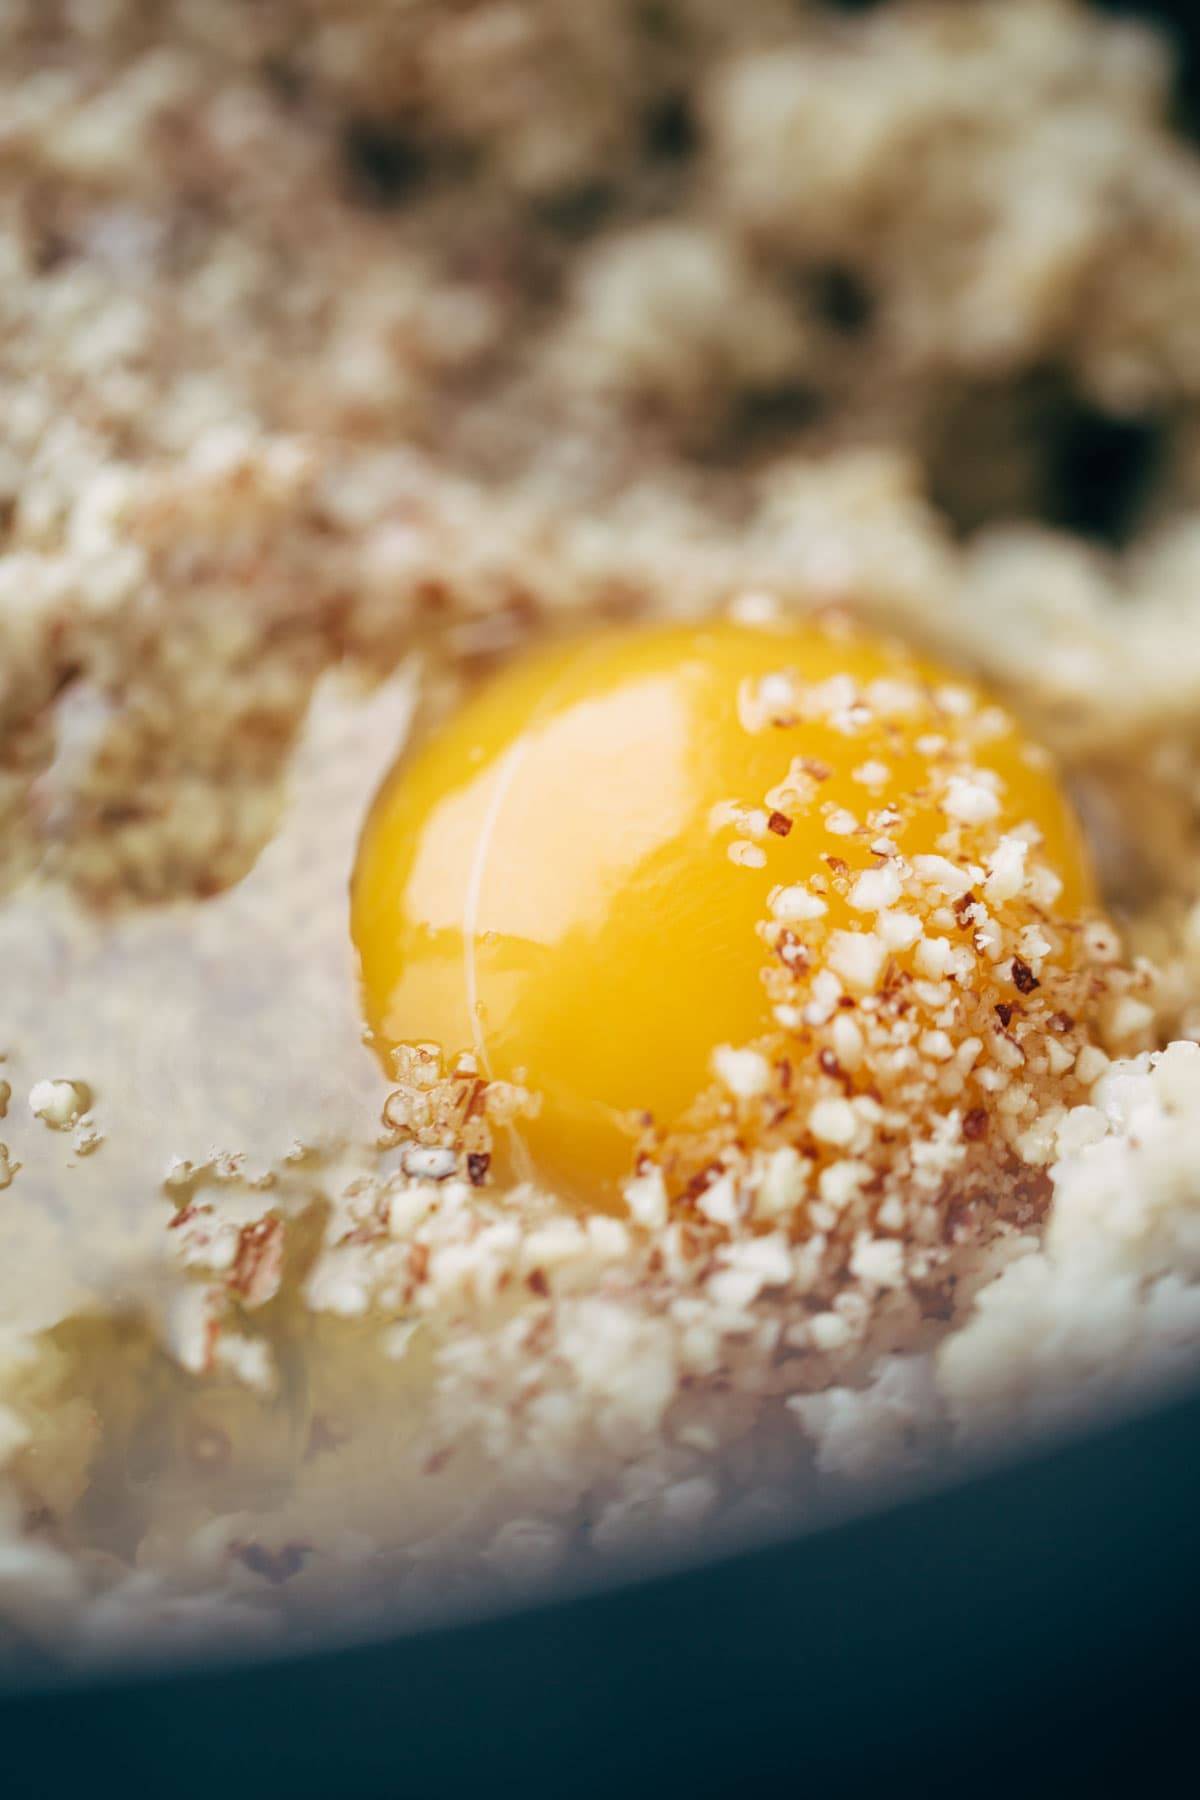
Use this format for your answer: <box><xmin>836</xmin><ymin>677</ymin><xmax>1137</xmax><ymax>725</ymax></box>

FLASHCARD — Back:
<box><xmin>352</xmin><ymin>618</ymin><xmax>1094</xmax><ymax>1201</ymax></box>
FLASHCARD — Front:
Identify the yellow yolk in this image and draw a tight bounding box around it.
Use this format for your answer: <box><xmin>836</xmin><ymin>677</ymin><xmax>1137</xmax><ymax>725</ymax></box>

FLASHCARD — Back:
<box><xmin>352</xmin><ymin>618</ymin><xmax>1094</xmax><ymax>1201</ymax></box>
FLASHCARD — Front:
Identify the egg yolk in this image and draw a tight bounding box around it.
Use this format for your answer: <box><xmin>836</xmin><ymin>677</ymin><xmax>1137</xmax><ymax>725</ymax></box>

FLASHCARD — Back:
<box><xmin>352</xmin><ymin>618</ymin><xmax>1094</xmax><ymax>1202</ymax></box>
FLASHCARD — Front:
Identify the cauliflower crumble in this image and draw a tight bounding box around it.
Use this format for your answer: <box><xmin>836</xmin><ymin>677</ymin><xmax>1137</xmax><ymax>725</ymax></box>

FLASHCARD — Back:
<box><xmin>4</xmin><ymin>0</ymin><xmax>1200</xmax><ymax>1661</ymax></box>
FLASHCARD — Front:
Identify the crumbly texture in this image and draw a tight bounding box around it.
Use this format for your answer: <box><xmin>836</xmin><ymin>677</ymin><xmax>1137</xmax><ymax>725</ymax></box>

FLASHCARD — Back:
<box><xmin>6</xmin><ymin>0</ymin><xmax>1200</xmax><ymax>1660</ymax></box>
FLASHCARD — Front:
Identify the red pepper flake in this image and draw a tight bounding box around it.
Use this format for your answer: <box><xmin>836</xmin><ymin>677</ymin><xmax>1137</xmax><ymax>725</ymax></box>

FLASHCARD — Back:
<box><xmin>776</xmin><ymin>1058</ymin><xmax>793</xmax><ymax>1091</ymax></box>
<box><xmin>963</xmin><ymin>1108</ymin><xmax>989</xmax><ymax>1142</ymax></box>
<box><xmin>801</xmin><ymin>758</ymin><xmax>833</xmax><ymax>782</ymax></box>
<box><xmin>527</xmin><ymin>1267</ymin><xmax>549</xmax><ymax>1297</ymax></box>
<box><xmin>778</xmin><ymin>931</ymin><xmax>809</xmax><ymax>971</ymax></box>
<box><xmin>684</xmin><ymin>1162</ymin><xmax>723</xmax><ymax>1202</ymax></box>
<box><xmin>818</xmin><ymin>1049</ymin><xmax>842</xmax><ymax>1078</ymax></box>
<box><xmin>1011</xmin><ymin>957</ymin><xmax>1040</xmax><ymax>995</ymax></box>
<box><xmin>943</xmin><ymin>1199</ymin><xmax>979</xmax><ymax>1246</ymax></box>
<box><xmin>768</xmin><ymin>810</ymin><xmax>793</xmax><ymax>838</ymax></box>
<box><xmin>824</xmin><ymin>855</ymin><xmax>849</xmax><ymax>876</ymax></box>
<box><xmin>994</xmin><ymin>1001</ymin><xmax>1015</xmax><ymax>1030</ymax></box>
<box><xmin>467</xmin><ymin>1151</ymin><xmax>491</xmax><ymax>1187</ymax></box>
<box><xmin>230</xmin><ymin>1215</ymin><xmax>285</xmax><ymax>1308</ymax></box>
<box><xmin>234</xmin><ymin>1541</ymin><xmax>311</xmax><ymax>1585</ymax></box>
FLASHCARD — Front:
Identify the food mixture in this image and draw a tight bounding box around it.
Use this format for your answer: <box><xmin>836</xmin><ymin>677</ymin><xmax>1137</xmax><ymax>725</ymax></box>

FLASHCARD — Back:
<box><xmin>6</xmin><ymin>0</ymin><xmax>1200</xmax><ymax>1662</ymax></box>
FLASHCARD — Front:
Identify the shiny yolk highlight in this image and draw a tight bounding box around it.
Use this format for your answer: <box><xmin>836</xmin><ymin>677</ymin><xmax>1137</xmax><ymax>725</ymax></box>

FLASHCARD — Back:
<box><xmin>352</xmin><ymin>619</ymin><xmax>1094</xmax><ymax>1201</ymax></box>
